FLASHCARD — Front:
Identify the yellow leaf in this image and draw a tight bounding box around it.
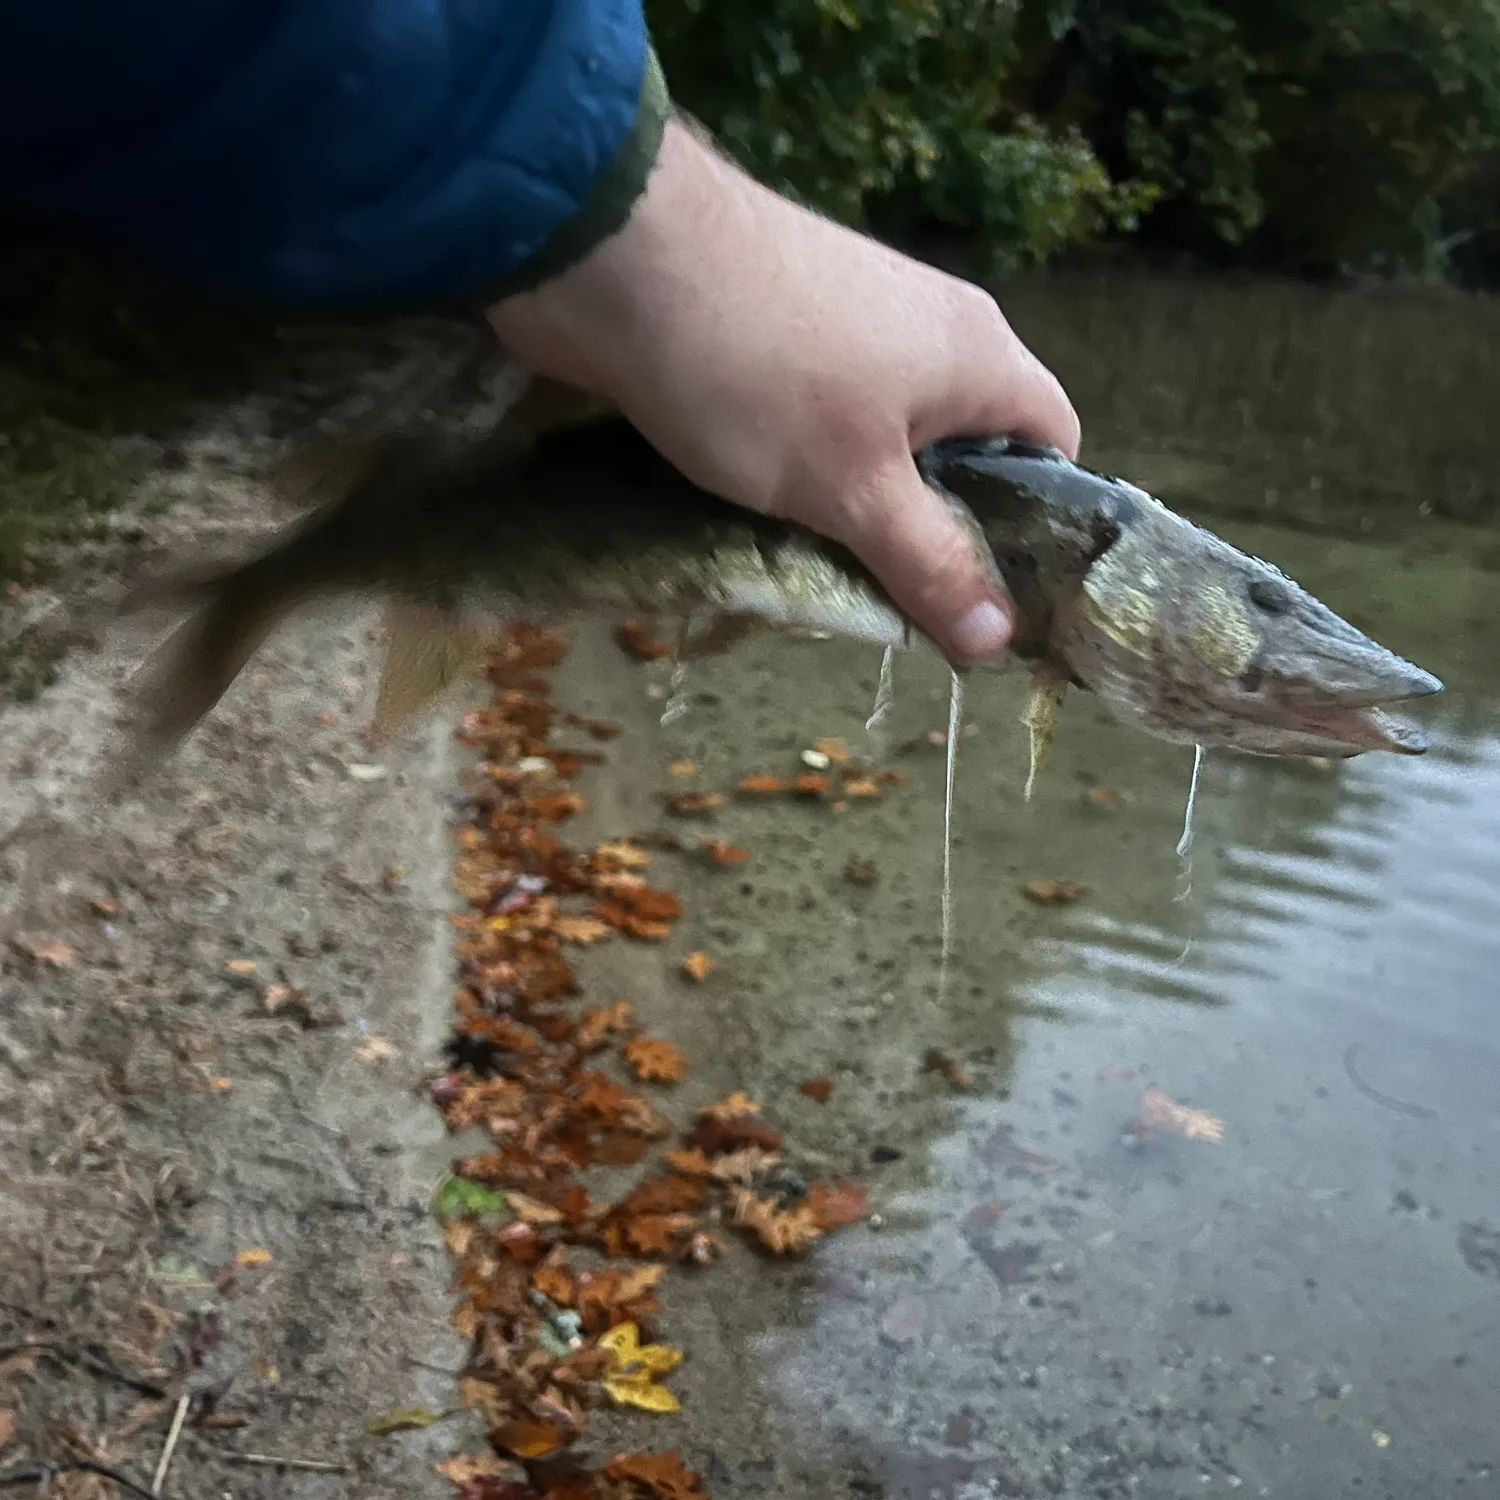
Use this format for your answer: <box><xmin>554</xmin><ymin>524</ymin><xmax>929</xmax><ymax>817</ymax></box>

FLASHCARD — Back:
<box><xmin>225</xmin><ymin>958</ymin><xmax>258</xmax><ymax>976</ymax></box>
<box><xmin>235</xmin><ymin>1247</ymin><xmax>273</xmax><ymax>1269</ymax></box>
<box><xmin>604</xmin><ymin>1375</ymin><xmax>682</xmax><ymax>1414</ymax></box>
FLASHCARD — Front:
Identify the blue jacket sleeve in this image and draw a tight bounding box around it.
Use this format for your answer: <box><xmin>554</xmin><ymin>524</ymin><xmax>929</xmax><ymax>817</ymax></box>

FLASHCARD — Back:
<box><xmin>0</xmin><ymin>1</ymin><xmax>669</xmax><ymax>313</ymax></box>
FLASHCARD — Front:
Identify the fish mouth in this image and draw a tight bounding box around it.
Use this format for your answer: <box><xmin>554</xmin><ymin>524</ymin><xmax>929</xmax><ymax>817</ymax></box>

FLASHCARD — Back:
<box><xmin>1277</xmin><ymin>702</ymin><xmax>1433</xmax><ymax>757</ymax></box>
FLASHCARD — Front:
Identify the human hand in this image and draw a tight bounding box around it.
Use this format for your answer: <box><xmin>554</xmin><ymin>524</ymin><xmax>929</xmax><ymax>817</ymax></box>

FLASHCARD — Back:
<box><xmin>487</xmin><ymin>115</ymin><xmax>1080</xmax><ymax>663</ymax></box>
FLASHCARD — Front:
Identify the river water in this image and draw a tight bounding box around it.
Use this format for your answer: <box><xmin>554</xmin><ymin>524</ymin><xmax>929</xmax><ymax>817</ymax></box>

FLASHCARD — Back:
<box><xmin>561</xmin><ymin>280</ymin><xmax>1499</xmax><ymax>1500</ymax></box>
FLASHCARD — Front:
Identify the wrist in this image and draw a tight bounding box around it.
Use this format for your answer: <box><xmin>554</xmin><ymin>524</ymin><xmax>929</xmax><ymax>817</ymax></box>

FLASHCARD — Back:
<box><xmin>485</xmin><ymin>115</ymin><xmax>750</xmax><ymax>397</ymax></box>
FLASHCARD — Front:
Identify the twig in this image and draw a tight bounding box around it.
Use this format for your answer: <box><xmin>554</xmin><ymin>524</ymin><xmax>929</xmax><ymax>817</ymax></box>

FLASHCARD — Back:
<box><xmin>207</xmin><ymin>1449</ymin><xmax>351</xmax><ymax>1475</ymax></box>
<box><xmin>151</xmin><ymin>1394</ymin><xmax>190</xmax><ymax>1494</ymax></box>
<box><xmin>1343</xmin><ymin>1043</ymin><xmax>1437</xmax><ymax>1119</ymax></box>
<box><xmin>0</xmin><ymin>1461</ymin><xmax>163</xmax><ymax>1498</ymax></box>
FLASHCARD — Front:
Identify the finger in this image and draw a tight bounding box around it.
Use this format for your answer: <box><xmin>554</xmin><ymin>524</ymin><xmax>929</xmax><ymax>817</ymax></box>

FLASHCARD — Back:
<box><xmin>921</xmin><ymin>295</ymin><xmax>1081</xmax><ymax>460</ymax></box>
<box><xmin>837</xmin><ymin>460</ymin><xmax>1017</xmax><ymax>663</ymax></box>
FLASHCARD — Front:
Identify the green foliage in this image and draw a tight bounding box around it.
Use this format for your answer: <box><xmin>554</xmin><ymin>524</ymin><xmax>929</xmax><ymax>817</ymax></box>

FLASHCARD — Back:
<box><xmin>647</xmin><ymin>0</ymin><xmax>1157</xmax><ymax>272</ymax></box>
<box><xmin>648</xmin><ymin>0</ymin><xmax>1500</xmax><ymax>276</ymax></box>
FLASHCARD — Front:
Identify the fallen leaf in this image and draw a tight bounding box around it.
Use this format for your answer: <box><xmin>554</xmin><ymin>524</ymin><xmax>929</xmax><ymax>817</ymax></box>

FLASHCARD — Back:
<box><xmin>706</xmin><ymin>1146</ymin><xmax>781</xmax><ymax>1183</ymax></box>
<box><xmin>91</xmin><ymin>897</ymin><xmax>121</xmax><ymax>919</ymax></box>
<box><xmin>235</xmin><ymin>1247</ymin><xmax>273</xmax><ymax>1269</ymax></box>
<box><xmin>624</xmin><ymin>1038</ymin><xmax>690</xmax><ymax>1083</ymax></box>
<box><xmin>680</xmin><ymin>951</ymin><xmax>714</xmax><ymax>983</ymax></box>
<box><xmin>505</xmin><ymin>1191</ymin><xmax>567</xmax><ymax>1224</ymax></box>
<box><xmin>1138</xmin><ymin>1084</ymin><xmax>1225</xmax><ymax>1143</ymax></box>
<box><xmin>355</xmin><ymin>1036</ymin><xmax>397</xmax><ymax>1063</ymax></box>
<box><xmin>367</xmin><ymin>1406</ymin><xmax>446</xmax><ymax>1436</ymax></box>
<box><xmin>663</xmin><ymin>1147</ymin><xmax>714</xmax><ymax>1177</ymax></box>
<box><xmin>699</xmin><ymin>838</ymin><xmax>750</xmax><ymax>866</ymax></box>
<box><xmin>553</xmin><ymin>915</ymin><xmax>614</xmax><ymax>945</ymax></box>
<box><xmin>436</xmin><ymin>1454</ymin><xmax>518</xmax><ymax>1486</ymax></box>
<box><xmin>736</xmin><ymin>774</ymin><xmax>788</xmax><ymax>795</ymax></box>
<box><xmin>617</xmin><ymin>620</ymin><xmax>673</xmax><ymax>660</ymax></box>
<box><xmin>0</xmin><ymin>1409</ymin><xmax>15</xmax><ymax>1449</ymax></box>
<box><xmin>437</xmin><ymin>1176</ymin><xmax>508</xmax><ymax>1219</ymax></box>
<box><xmin>604</xmin><ymin>1451</ymin><xmax>708</xmax><ymax>1500</ymax></box>
<box><xmin>596</xmin><ymin>840</ymin><xmax>652</xmax><ymax>869</ymax></box>
<box><xmin>700</xmin><ymin>1090</ymin><xmax>761</xmax><ymax>1122</ymax></box>
<box><xmin>800</xmin><ymin>1077</ymin><xmax>835</xmax><ymax>1103</ymax></box>
<box><xmin>10</xmin><ymin>936</ymin><xmax>76</xmax><ymax>968</ymax></box>
<box><xmin>923</xmin><ymin>1048</ymin><xmax>975</xmax><ymax>1090</ymax></box>
<box><xmin>1022</xmin><ymin>879</ymin><xmax>1087</xmax><ymax>905</ymax></box>
<box><xmin>793</xmin><ymin>773</ymin><xmax>830</xmax><ymax>796</ymax></box>
<box><xmin>666</xmin><ymin>792</ymin><xmax>726</xmax><ymax>817</ymax></box>
<box><xmin>225</xmin><ymin>957</ymin><xmax>258</xmax><ymax>976</ymax></box>
<box><xmin>493</xmin><ymin>1419</ymin><xmax>567</xmax><ymax>1458</ymax></box>
<box><xmin>806</xmin><ymin>1181</ymin><xmax>870</xmax><ymax>1230</ymax></box>
<box><xmin>576</xmin><ymin>1001</ymin><xmax>636</xmax><ymax>1048</ymax></box>
<box><xmin>668</xmin><ymin>760</ymin><xmax>698</xmax><ymax>777</ymax></box>
<box><xmin>1087</xmin><ymin>786</ymin><xmax>1124</xmax><ymax>808</ymax></box>
<box><xmin>729</xmin><ymin>1188</ymin><xmax>822</xmax><ymax>1255</ymax></box>
<box><xmin>529</xmin><ymin>790</ymin><xmax>586</xmax><ymax>821</ymax></box>
<box><xmin>813</xmin><ymin>738</ymin><xmax>852</xmax><ymax>764</ymax></box>
<box><xmin>207</xmin><ymin>1077</ymin><xmax>233</xmax><ymax>1093</ymax></box>
<box><xmin>599</xmin><ymin>1322</ymin><xmax>684</xmax><ymax>1413</ymax></box>
<box><xmin>840</xmin><ymin>775</ymin><xmax>885</xmax><ymax>799</ymax></box>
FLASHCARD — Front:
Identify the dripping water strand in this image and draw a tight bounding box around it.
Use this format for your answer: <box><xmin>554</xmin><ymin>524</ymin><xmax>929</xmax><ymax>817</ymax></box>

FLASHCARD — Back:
<box><xmin>865</xmin><ymin>644</ymin><xmax>897</xmax><ymax>743</ymax></box>
<box><xmin>1165</xmin><ymin>743</ymin><xmax>1206</xmax><ymax>969</ymax></box>
<box><xmin>938</xmin><ymin>668</ymin><xmax>964</xmax><ymax>1004</ymax></box>
<box><xmin>660</xmin><ymin>621</ymin><xmax>693</xmax><ymax>726</ymax></box>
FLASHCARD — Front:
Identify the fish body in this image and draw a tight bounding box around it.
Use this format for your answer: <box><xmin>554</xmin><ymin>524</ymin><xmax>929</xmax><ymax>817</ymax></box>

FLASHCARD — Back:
<box><xmin>119</xmin><ymin>381</ymin><xmax>1442</xmax><ymax>776</ymax></box>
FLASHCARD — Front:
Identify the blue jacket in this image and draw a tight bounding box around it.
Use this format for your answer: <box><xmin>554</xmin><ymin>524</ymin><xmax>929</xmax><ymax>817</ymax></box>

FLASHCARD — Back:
<box><xmin>0</xmin><ymin>1</ymin><xmax>668</xmax><ymax>313</ymax></box>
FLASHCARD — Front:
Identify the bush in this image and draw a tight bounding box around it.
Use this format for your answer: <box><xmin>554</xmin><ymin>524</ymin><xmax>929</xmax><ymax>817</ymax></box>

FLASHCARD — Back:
<box><xmin>648</xmin><ymin>0</ymin><xmax>1500</xmax><ymax>278</ymax></box>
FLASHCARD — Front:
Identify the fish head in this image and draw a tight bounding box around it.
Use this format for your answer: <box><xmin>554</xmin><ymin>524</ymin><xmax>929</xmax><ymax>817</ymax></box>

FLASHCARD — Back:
<box><xmin>1049</xmin><ymin>499</ymin><xmax>1443</xmax><ymax>759</ymax></box>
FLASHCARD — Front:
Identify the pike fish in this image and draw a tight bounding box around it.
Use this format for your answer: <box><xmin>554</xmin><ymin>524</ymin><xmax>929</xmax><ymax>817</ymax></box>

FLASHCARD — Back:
<box><xmin>117</xmin><ymin>379</ymin><xmax>1442</xmax><ymax>786</ymax></box>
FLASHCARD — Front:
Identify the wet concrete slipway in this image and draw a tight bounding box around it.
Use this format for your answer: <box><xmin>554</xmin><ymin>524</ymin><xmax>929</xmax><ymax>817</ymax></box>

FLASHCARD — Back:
<box><xmin>0</xmin><ymin>280</ymin><xmax>1496</xmax><ymax>1500</ymax></box>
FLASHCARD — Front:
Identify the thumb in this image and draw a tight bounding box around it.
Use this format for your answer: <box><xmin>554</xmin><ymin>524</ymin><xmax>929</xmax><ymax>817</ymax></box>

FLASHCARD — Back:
<box><xmin>839</xmin><ymin>459</ymin><xmax>1017</xmax><ymax>664</ymax></box>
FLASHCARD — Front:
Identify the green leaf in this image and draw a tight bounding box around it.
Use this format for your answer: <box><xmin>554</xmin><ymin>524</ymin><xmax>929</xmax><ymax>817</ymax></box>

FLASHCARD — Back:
<box><xmin>435</xmin><ymin>1175</ymin><xmax>509</xmax><ymax>1220</ymax></box>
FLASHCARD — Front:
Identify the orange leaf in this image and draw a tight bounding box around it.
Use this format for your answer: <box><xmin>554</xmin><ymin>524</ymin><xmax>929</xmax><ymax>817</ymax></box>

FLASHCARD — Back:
<box><xmin>531</xmin><ymin>1260</ymin><xmax>576</xmax><ymax>1306</ymax></box>
<box><xmin>553</xmin><ymin>915</ymin><xmax>614</xmax><ymax>945</ymax></box>
<box><xmin>624</xmin><ymin>1038</ymin><xmax>690</xmax><ymax>1084</ymax></box>
<box><xmin>680</xmin><ymin>951</ymin><xmax>714</xmax><ymax>983</ymax></box>
<box><xmin>576</xmin><ymin>1001</ymin><xmax>636</xmax><ymax>1048</ymax></box>
<box><xmin>620</xmin><ymin>1176</ymin><xmax>711</xmax><ymax>1215</ymax></box>
<box><xmin>663</xmin><ymin>1147</ymin><xmax>714</xmax><ymax>1177</ymax></box>
<box><xmin>792</xmin><ymin>773</ymin><xmax>830</xmax><ymax>796</ymax></box>
<box><xmin>91</xmin><ymin>897</ymin><xmax>121</xmax><ymax>919</ymax></box>
<box><xmin>840</xmin><ymin>776</ymin><xmax>884</xmax><ymax>799</ymax></box>
<box><xmin>666</xmin><ymin>792</ymin><xmax>726</xmax><ymax>817</ymax></box>
<box><xmin>668</xmin><ymin>760</ymin><xmax>698</xmax><ymax>777</ymax></box>
<box><xmin>622</xmin><ymin>1213</ymin><xmax>697</xmax><ymax>1256</ymax></box>
<box><xmin>813</xmin><ymin>738</ymin><xmax>852</xmax><ymax>764</ymax></box>
<box><xmin>604</xmin><ymin>1451</ymin><xmax>708</xmax><ymax>1500</ymax></box>
<box><xmin>617</xmin><ymin>620</ymin><xmax>673</xmax><ymax>660</ymax></box>
<box><xmin>529</xmin><ymin>790</ymin><xmax>586</xmax><ymax>821</ymax></box>
<box><xmin>493</xmin><ymin>1419</ymin><xmax>567</xmax><ymax>1459</ymax></box>
<box><xmin>1022</xmin><ymin>879</ymin><xmax>1087</xmax><ymax>905</ymax></box>
<box><xmin>729</xmin><ymin>1189</ymin><xmax>822</xmax><ymax>1254</ymax></box>
<box><xmin>10</xmin><ymin>936</ymin><xmax>77</xmax><ymax>968</ymax></box>
<box><xmin>806</xmin><ymin>1181</ymin><xmax>870</xmax><ymax>1229</ymax></box>
<box><xmin>700</xmin><ymin>1090</ymin><xmax>761</xmax><ymax>1122</ymax></box>
<box><xmin>799</xmin><ymin>1077</ymin><xmax>835</xmax><ymax>1103</ymax></box>
<box><xmin>736</xmin><ymin>774</ymin><xmax>788</xmax><ymax>795</ymax></box>
<box><xmin>699</xmin><ymin>838</ymin><xmax>750</xmax><ymax>866</ymax></box>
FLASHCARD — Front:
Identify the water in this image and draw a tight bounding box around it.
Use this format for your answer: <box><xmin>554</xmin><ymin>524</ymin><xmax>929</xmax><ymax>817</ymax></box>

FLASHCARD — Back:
<box><xmin>629</xmin><ymin>478</ymin><xmax>1500</xmax><ymax>1496</ymax></box>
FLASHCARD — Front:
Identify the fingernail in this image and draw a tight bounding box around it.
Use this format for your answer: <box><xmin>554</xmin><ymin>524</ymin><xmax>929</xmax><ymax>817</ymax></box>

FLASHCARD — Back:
<box><xmin>950</xmin><ymin>599</ymin><xmax>1014</xmax><ymax>660</ymax></box>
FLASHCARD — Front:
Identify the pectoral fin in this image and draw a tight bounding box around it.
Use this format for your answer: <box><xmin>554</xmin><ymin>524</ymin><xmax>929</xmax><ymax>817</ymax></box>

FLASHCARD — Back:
<box><xmin>370</xmin><ymin>601</ymin><xmax>497</xmax><ymax>744</ymax></box>
<box><xmin>1022</xmin><ymin>675</ymin><xmax>1070</xmax><ymax>801</ymax></box>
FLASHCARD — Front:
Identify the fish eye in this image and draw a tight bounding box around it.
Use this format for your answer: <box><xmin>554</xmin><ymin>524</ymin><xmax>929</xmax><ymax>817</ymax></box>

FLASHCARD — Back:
<box><xmin>1247</xmin><ymin>580</ymin><xmax>1290</xmax><ymax>615</ymax></box>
